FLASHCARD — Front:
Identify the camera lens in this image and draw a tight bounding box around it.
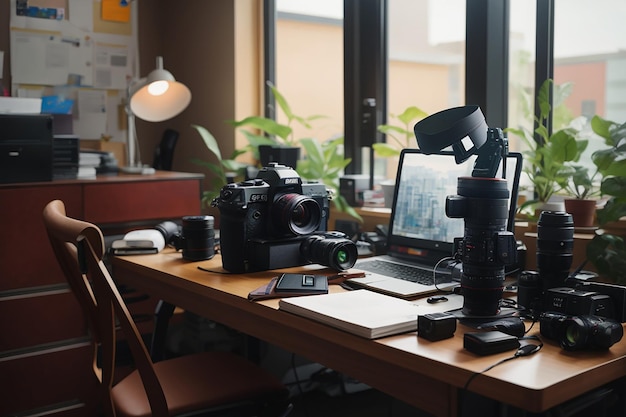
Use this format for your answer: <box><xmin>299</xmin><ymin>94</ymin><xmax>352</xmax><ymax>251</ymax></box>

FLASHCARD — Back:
<box><xmin>517</xmin><ymin>270</ymin><xmax>542</xmax><ymax>318</ymax></box>
<box><xmin>180</xmin><ymin>215</ymin><xmax>215</xmax><ymax>261</ymax></box>
<box><xmin>561</xmin><ymin>315</ymin><xmax>624</xmax><ymax>351</ymax></box>
<box><xmin>537</xmin><ymin>211</ymin><xmax>574</xmax><ymax>290</ymax></box>
<box><xmin>301</xmin><ymin>233</ymin><xmax>358</xmax><ymax>271</ymax></box>
<box><xmin>448</xmin><ymin>177</ymin><xmax>512</xmax><ymax>316</ymax></box>
<box><xmin>272</xmin><ymin>193</ymin><xmax>321</xmax><ymax>236</ymax></box>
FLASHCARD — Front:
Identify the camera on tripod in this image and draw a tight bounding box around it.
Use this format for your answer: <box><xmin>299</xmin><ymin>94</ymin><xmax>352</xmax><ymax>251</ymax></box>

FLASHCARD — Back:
<box><xmin>414</xmin><ymin>105</ymin><xmax>521</xmax><ymax>316</ymax></box>
<box><xmin>213</xmin><ymin>163</ymin><xmax>357</xmax><ymax>273</ymax></box>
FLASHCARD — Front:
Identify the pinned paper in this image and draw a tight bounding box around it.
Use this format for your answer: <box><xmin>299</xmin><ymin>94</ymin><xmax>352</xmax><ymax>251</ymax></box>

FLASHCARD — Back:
<box><xmin>102</xmin><ymin>0</ymin><xmax>131</xmax><ymax>23</ymax></box>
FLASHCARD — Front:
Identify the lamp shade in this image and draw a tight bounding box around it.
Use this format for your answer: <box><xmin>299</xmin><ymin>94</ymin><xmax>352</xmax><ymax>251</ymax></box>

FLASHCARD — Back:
<box><xmin>129</xmin><ymin>56</ymin><xmax>191</xmax><ymax>122</ymax></box>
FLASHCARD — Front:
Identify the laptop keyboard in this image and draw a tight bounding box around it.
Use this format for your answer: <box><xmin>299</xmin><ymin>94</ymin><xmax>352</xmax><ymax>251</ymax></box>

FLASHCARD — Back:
<box><xmin>355</xmin><ymin>259</ymin><xmax>438</xmax><ymax>285</ymax></box>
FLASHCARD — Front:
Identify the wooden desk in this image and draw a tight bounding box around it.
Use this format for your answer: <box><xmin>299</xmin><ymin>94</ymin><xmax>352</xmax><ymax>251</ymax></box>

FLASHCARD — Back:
<box><xmin>112</xmin><ymin>250</ymin><xmax>626</xmax><ymax>417</ymax></box>
<box><xmin>0</xmin><ymin>171</ymin><xmax>203</xmax><ymax>416</ymax></box>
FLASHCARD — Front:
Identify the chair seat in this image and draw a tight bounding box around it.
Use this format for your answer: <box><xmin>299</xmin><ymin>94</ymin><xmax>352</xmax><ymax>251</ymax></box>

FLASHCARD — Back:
<box><xmin>112</xmin><ymin>351</ymin><xmax>288</xmax><ymax>417</ymax></box>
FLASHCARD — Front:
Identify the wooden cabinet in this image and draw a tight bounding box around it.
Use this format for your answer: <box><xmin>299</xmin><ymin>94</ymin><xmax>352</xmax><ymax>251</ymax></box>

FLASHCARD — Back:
<box><xmin>0</xmin><ymin>172</ymin><xmax>202</xmax><ymax>416</ymax></box>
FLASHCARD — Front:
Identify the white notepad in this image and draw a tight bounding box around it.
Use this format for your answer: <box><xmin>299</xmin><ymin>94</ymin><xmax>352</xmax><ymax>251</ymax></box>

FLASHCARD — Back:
<box><xmin>278</xmin><ymin>289</ymin><xmax>463</xmax><ymax>339</ymax></box>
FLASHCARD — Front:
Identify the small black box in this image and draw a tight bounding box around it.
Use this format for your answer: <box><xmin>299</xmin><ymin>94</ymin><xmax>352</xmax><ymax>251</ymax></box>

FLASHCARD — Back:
<box><xmin>418</xmin><ymin>312</ymin><xmax>456</xmax><ymax>341</ymax></box>
<box><xmin>339</xmin><ymin>175</ymin><xmax>371</xmax><ymax>206</ymax></box>
<box><xmin>0</xmin><ymin>114</ymin><xmax>53</xmax><ymax>183</ymax></box>
<box><xmin>464</xmin><ymin>331</ymin><xmax>520</xmax><ymax>355</ymax></box>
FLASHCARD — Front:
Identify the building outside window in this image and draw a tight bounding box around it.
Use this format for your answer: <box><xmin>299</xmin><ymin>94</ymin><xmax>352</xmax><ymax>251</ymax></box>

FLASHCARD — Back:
<box><xmin>273</xmin><ymin>0</ymin><xmax>625</xmax><ymax>204</ymax></box>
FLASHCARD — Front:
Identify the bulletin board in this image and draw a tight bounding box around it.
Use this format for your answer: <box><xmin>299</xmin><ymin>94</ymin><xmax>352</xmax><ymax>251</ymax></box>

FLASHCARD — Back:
<box><xmin>9</xmin><ymin>0</ymin><xmax>138</xmax><ymax>141</ymax></box>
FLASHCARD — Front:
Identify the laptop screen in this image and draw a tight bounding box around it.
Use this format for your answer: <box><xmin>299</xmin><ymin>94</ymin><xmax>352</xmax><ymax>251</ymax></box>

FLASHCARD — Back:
<box><xmin>387</xmin><ymin>149</ymin><xmax>522</xmax><ymax>264</ymax></box>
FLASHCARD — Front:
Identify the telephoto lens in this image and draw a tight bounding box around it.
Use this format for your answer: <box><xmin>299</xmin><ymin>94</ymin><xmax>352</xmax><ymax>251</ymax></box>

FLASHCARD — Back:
<box><xmin>537</xmin><ymin>211</ymin><xmax>574</xmax><ymax>290</ymax></box>
<box><xmin>179</xmin><ymin>215</ymin><xmax>215</xmax><ymax>261</ymax></box>
<box><xmin>446</xmin><ymin>177</ymin><xmax>517</xmax><ymax>316</ymax></box>
<box><xmin>300</xmin><ymin>232</ymin><xmax>358</xmax><ymax>271</ymax></box>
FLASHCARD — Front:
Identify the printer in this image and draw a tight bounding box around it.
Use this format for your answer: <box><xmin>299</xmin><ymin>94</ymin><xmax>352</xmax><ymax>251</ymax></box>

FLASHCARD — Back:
<box><xmin>0</xmin><ymin>114</ymin><xmax>54</xmax><ymax>184</ymax></box>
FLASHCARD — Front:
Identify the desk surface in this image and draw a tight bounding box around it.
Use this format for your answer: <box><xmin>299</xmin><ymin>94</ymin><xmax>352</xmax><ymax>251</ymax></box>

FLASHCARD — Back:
<box><xmin>112</xmin><ymin>250</ymin><xmax>626</xmax><ymax>417</ymax></box>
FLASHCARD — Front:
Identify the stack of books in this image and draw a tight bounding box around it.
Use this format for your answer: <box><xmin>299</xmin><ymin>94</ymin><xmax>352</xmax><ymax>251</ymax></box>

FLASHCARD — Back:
<box><xmin>78</xmin><ymin>151</ymin><xmax>100</xmax><ymax>179</ymax></box>
<box><xmin>78</xmin><ymin>150</ymin><xmax>119</xmax><ymax>178</ymax></box>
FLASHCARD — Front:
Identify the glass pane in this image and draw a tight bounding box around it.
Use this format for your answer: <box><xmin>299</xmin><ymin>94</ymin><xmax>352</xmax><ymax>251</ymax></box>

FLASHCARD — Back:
<box><xmin>383</xmin><ymin>0</ymin><xmax>466</xmax><ymax>181</ymax></box>
<box><xmin>507</xmin><ymin>0</ymin><xmax>537</xmax><ymax>202</ymax></box>
<box><xmin>554</xmin><ymin>0</ymin><xmax>626</xmax><ymax>148</ymax></box>
<box><xmin>275</xmin><ymin>0</ymin><xmax>344</xmax><ymax>151</ymax></box>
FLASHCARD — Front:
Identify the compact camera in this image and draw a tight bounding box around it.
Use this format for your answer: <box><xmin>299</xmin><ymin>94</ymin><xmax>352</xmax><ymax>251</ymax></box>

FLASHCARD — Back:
<box><xmin>540</xmin><ymin>312</ymin><xmax>623</xmax><ymax>351</ymax></box>
<box><xmin>213</xmin><ymin>163</ymin><xmax>357</xmax><ymax>273</ymax></box>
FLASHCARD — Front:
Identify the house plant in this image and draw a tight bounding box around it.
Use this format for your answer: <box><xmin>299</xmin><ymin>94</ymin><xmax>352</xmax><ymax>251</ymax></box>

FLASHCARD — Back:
<box><xmin>192</xmin><ymin>82</ymin><xmax>361</xmax><ymax>221</ymax></box>
<box><xmin>584</xmin><ymin>116</ymin><xmax>626</xmax><ymax>283</ymax></box>
<box><xmin>374</xmin><ymin>105</ymin><xmax>428</xmax><ymax>206</ymax></box>
<box><xmin>562</xmin><ymin>115</ymin><xmax>626</xmax><ymax>226</ymax></box>
<box><xmin>506</xmin><ymin>79</ymin><xmax>587</xmax><ymax>218</ymax></box>
<box><xmin>373</xmin><ymin>105</ymin><xmax>428</xmax><ymax>158</ymax></box>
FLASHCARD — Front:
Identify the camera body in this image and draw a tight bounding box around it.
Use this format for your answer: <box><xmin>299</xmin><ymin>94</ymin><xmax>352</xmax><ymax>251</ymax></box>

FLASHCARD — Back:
<box><xmin>540</xmin><ymin>312</ymin><xmax>623</xmax><ymax>351</ymax></box>
<box><xmin>214</xmin><ymin>163</ymin><xmax>357</xmax><ymax>273</ymax></box>
<box><xmin>544</xmin><ymin>287</ymin><xmax>615</xmax><ymax>318</ymax></box>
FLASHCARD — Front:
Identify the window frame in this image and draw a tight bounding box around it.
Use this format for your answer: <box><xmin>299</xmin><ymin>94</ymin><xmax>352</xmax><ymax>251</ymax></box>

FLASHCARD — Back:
<box><xmin>264</xmin><ymin>0</ymin><xmax>555</xmax><ymax>175</ymax></box>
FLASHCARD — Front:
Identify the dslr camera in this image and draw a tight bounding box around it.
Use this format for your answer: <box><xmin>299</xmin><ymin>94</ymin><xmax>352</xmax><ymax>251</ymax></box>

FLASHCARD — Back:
<box><xmin>540</xmin><ymin>312</ymin><xmax>623</xmax><ymax>351</ymax></box>
<box><xmin>213</xmin><ymin>163</ymin><xmax>357</xmax><ymax>273</ymax></box>
<box><xmin>538</xmin><ymin>287</ymin><xmax>624</xmax><ymax>351</ymax></box>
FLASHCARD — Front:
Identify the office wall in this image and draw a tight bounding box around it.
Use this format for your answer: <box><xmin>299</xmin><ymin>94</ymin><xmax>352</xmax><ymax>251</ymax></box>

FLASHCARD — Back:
<box><xmin>137</xmin><ymin>0</ymin><xmax>262</xmax><ymax>198</ymax></box>
<box><xmin>0</xmin><ymin>1</ymin><xmax>261</xmax><ymax>209</ymax></box>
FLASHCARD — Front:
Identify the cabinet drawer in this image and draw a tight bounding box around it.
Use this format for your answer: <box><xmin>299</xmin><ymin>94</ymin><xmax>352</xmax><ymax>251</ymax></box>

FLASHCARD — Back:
<box><xmin>0</xmin><ymin>341</ymin><xmax>97</xmax><ymax>416</ymax></box>
<box><xmin>0</xmin><ymin>288</ymin><xmax>86</xmax><ymax>351</ymax></box>
<box><xmin>0</xmin><ymin>186</ymin><xmax>82</xmax><ymax>291</ymax></box>
<box><xmin>83</xmin><ymin>179</ymin><xmax>201</xmax><ymax>224</ymax></box>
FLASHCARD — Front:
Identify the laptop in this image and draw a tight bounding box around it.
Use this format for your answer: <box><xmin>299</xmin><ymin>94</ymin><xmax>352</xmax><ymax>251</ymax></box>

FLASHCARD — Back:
<box><xmin>348</xmin><ymin>148</ymin><xmax>523</xmax><ymax>299</ymax></box>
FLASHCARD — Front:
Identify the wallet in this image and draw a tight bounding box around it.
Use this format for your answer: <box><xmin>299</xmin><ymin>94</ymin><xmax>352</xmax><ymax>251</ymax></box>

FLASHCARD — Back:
<box><xmin>463</xmin><ymin>331</ymin><xmax>520</xmax><ymax>356</ymax></box>
<box><xmin>248</xmin><ymin>273</ymin><xmax>328</xmax><ymax>301</ymax></box>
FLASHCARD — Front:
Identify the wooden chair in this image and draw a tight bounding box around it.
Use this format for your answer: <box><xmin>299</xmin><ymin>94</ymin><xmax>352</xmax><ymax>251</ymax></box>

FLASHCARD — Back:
<box><xmin>43</xmin><ymin>200</ymin><xmax>292</xmax><ymax>417</ymax></box>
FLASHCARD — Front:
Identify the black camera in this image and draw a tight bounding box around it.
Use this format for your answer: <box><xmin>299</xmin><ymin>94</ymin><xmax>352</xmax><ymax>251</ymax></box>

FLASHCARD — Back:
<box><xmin>544</xmin><ymin>287</ymin><xmax>615</xmax><ymax>318</ymax></box>
<box><xmin>539</xmin><ymin>312</ymin><xmax>623</xmax><ymax>351</ymax></box>
<box><xmin>213</xmin><ymin>163</ymin><xmax>357</xmax><ymax>273</ymax></box>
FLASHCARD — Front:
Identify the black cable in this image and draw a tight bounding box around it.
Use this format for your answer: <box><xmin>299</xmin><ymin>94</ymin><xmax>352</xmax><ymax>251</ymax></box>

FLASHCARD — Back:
<box><xmin>461</xmin><ymin>335</ymin><xmax>543</xmax><ymax>415</ymax></box>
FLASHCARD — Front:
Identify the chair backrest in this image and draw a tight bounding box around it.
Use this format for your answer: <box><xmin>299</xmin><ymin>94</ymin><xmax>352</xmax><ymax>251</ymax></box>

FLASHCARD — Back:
<box><xmin>153</xmin><ymin>128</ymin><xmax>179</xmax><ymax>171</ymax></box>
<box><xmin>43</xmin><ymin>200</ymin><xmax>169</xmax><ymax>416</ymax></box>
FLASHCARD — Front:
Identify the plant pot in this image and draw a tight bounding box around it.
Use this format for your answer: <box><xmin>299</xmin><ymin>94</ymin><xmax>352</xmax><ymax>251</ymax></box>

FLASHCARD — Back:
<box><xmin>258</xmin><ymin>145</ymin><xmax>301</xmax><ymax>169</ymax></box>
<box><xmin>380</xmin><ymin>180</ymin><xmax>395</xmax><ymax>208</ymax></box>
<box><xmin>564</xmin><ymin>198</ymin><xmax>596</xmax><ymax>228</ymax></box>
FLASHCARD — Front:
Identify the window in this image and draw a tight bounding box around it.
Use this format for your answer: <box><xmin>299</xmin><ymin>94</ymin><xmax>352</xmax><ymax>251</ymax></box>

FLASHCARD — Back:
<box><xmin>266</xmin><ymin>0</ymin><xmax>624</xmax><ymax>192</ymax></box>
<box><xmin>274</xmin><ymin>0</ymin><xmax>344</xmax><ymax>148</ymax></box>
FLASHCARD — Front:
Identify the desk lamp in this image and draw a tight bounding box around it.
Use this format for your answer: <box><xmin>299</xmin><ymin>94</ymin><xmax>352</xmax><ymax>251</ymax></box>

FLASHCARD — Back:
<box><xmin>122</xmin><ymin>56</ymin><xmax>191</xmax><ymax>174</ymax></box>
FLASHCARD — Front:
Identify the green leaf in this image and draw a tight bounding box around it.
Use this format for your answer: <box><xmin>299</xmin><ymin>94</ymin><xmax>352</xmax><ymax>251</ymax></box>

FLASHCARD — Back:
<box><xmin>397</xmin><ymin>106</ymin><xmax>428</xmax><ymax>125</ymax></box>
<box><xmin>601</xmin><ymin>177</ymin><xmax>626</xmax><ymax>198</ymax></box>
<box><xmin>267</xmin><ymin>81</ymin><xmax>294</xmax><ymax>122</ymax></box>
<box><xmin>229</xmin><ymin>116</ymin><xmax>292</xmax><ymax>141</ymax></box>
<box><xmin>372</xmin><ymin>143</ymin><xmax>401</xmax><ymax>157</ymax></box>
<box><xmin>591</xmin><ymin>115</ymin><xmax>614</xmax><ymax>143</ymax></box>
<box><xmin>191</xmin><ymin>124</ymin><xmax>222</xmax><ymax>160</ymax></box>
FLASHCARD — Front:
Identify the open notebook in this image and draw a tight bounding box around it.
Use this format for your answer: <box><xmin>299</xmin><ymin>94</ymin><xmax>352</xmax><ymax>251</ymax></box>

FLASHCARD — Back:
<box><xmin>349</xmin><ymin>149</ymin><xmax>522</xmax><ymax>299</ymax></box>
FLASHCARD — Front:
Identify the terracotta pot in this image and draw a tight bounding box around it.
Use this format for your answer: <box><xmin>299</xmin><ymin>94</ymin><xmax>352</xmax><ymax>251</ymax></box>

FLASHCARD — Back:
<box><xmin>564</xmin><ymin>198</ymin><xmax>597</xmax><ymax>228</ymax></box>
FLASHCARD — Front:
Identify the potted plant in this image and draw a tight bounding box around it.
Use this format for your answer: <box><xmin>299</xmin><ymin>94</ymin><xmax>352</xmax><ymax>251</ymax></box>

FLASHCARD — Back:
<box><xmin>374</xmin><ymin>105</ymin><xmax>428</xmax><ymax>207</ymax></box>
<box><xmin>190</xmin><ymin>124</ymin><xmax>249</xmax><ymax>206</ymax></box>
<box><xmin>192</xmin><ymin>82</ymin><xmax>361</xmax><ymax>221</ymax></box>
<box><xmin>506</xmin><ymin>79</ymin><xmax>586</xmax><ymax>218</ymax></box>
<box><xmin>585</xmin><ymin>116</ymin><xmax>626</xmax><ymax>283</ymax></box>
<box><xmin>228</xmin><ymin>81</ymin><xmax>325</xmax><ymax>168</ymax></box>
<box><xmin>562</xmin><ymin>116</ymin><xmax>626</xmax><ymax>227</ymax></box>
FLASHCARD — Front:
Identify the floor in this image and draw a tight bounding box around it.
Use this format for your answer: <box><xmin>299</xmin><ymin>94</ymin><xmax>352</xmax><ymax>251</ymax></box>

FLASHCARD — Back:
<box><xmin>288</xmin><ymin>388</ymin><xmax>431</xmax><ymax>417</ymax></box>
